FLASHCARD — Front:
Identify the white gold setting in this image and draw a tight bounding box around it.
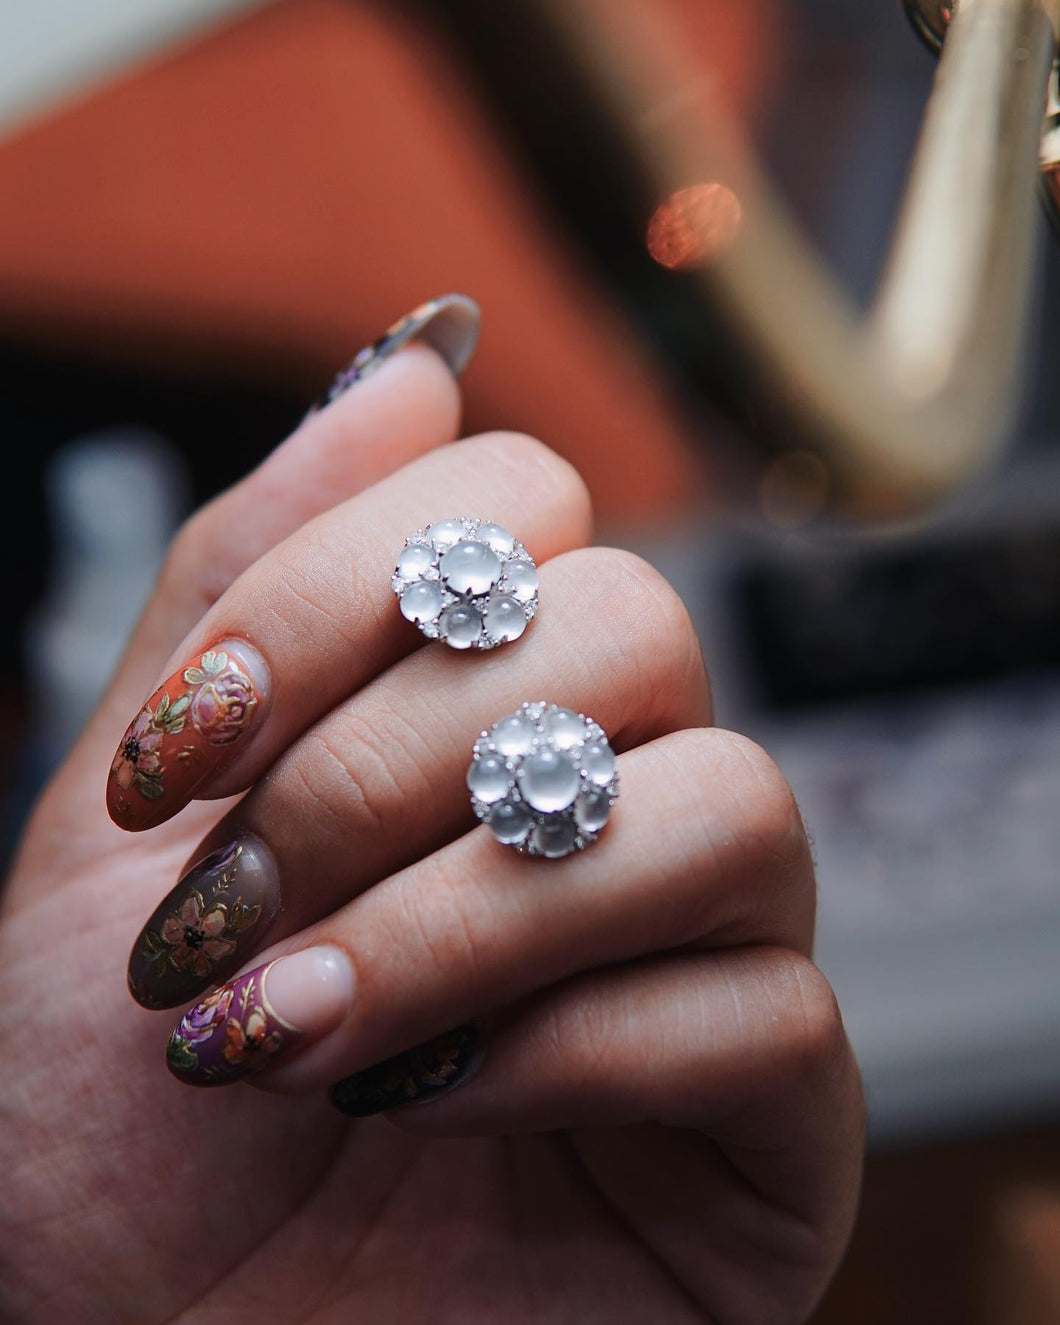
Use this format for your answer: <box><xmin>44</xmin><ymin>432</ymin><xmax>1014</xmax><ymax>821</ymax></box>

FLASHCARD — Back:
<box><xmin>468</xmin><ymin>701</ymin><xmax>619</xmax><ymax>857</ymax></box>
<box><xmin>393</xmin><ymin>517</ymin><xmax>539</xmax><ymax>650</ymax></box>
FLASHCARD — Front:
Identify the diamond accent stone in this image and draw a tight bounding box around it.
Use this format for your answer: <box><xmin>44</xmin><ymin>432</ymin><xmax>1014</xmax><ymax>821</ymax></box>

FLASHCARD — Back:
<box><xmin>467</xmin><ymin>701</ymin><xmax>618</xmax><ymax>858</ymax></box>
<box><xmin>393</xmin><ymin>517</ymin><xmax>538</xmax><ymax>650</ymax></box>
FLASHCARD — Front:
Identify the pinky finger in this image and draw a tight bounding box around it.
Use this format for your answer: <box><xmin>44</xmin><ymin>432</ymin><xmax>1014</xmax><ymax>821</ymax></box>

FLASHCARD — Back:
<box><xmin>330</xmin><ymin>948</ymin><xmax>864</xmax><ymax>1287</ymax></box>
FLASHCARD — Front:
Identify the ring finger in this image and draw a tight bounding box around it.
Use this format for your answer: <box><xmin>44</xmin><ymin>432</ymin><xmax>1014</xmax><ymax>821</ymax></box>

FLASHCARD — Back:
<box><xmin>157</xmin><ymin>728</ymin><xmax>815</xmax><ymax>1091</ymax></box>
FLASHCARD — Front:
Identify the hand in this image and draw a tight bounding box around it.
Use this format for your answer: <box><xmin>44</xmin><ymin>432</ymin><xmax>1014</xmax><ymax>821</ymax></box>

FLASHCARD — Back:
<box><xmin>0</xmin><ymin>319</ymin><xmax>863</xmax><ymax>1324</ymax></box>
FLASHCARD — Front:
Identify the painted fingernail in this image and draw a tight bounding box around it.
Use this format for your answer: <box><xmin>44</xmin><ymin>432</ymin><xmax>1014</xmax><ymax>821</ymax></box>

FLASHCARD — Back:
<box><xmin>107</xmin><ymin>639</ymin><xmax>268</xmax><ymax>831</ymax></box>
<box><xmin>127</xmin><ymin>836</ymin><xmax>280</xmax><ymax>1010</ymax></box>
<box><xmin>165</xmin><ymin>946</ymin><xmax>354</xmax><ymax>1087</ymax></box>
<box><xmin>328</xmin><ymin>1024</ymin><xmax>479</xmax><ymax>1117</ymax></box>
<box><xmin>312</xmin><ymin>292</ymin><xmax>480</xmax><ymax>410</ymax></box>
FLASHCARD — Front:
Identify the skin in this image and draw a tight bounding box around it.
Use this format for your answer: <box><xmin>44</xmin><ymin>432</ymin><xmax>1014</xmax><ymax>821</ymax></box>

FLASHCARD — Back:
<box><xmin>0</xmin><ymin>346</ymin><xmax>863</xmax><ymax>1324</ymax></box>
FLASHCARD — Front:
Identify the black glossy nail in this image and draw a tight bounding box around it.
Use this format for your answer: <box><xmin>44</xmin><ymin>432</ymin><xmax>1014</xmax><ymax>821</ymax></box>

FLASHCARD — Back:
<box><xmin>313</xmin><ymin>293</ymin><xmax>480</xmax><ymax>411</ymax></box>
<box><xmin>328</xmin><ymin>1024</ymin><xmax>479</xmax><ymax>1117</ymax></box>
<box><xmin>127</xmin><ymin>835</ymin><xmax>281</xmax><ymax>1011</ymax></box>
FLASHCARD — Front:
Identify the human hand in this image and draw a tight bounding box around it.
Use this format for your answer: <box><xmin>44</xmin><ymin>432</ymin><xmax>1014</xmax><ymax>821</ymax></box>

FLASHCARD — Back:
<box><xmin>0</xmin><ymin>299</ymin><xmax>863</xmax><ymax>1324</ymax></box>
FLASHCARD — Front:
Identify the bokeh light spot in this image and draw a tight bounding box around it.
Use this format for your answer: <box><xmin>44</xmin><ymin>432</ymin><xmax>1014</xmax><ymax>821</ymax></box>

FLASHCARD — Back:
<box><xmin>646</xmin><ymin>182</ymin><xmax>743</xmax><ymax>271</ymax></box>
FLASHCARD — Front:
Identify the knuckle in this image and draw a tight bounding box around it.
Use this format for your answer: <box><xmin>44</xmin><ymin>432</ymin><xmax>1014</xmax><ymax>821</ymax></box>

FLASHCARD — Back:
<box><xmin>558</xmin><ymin>548</ymin><xmax>706</xmax><ymax>717</ymax></box>
<box><xmin>458</xmin><ymin>431</ymin><xmax>593</xmax><ymax>537</ymax></box>
<box><xmin>769</xmin><ymin>954</ymin><xmax>849</xmax><ymax>1083</ymax></box>
<box><xmin>157</xmin><ymin>506</ymin><xmax>223</xmax><ymax>609</ymax></box>
<box><xmin>393</xmin><ymin>867</ymin><xmax>496</xmax><ymax>1000</ymax></box>
<box><xmin>710</xmin><ymin>731</ymin><xmax>809</xmax><ymax>876</ymax></box>
<box><xmin>312</xmin><ymin>701</ymin><xmax>432</xmax><ymax>842</ymax></box>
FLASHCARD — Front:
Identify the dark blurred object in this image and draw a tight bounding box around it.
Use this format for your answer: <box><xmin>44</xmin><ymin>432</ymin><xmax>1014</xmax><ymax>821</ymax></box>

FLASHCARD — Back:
<box><xmin>738</xmin><ymin>526</ymin><xmax>1060</xmax><ymax>709</ymax></box>
<box><xmin>813</xmin><ymin>1121</ymin><xmax>1060</xmax><ymax>1325</ymax></box>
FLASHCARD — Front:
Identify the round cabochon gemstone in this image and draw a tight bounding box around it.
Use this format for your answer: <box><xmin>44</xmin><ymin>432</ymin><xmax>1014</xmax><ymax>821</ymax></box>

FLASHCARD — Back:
<box><xmin>490</xmin><ymin>713</ymin><xmax>537</xmax><ymax>757</ymax></box>
<box><xmin>439</xmin><ymin>603</ymin><xmax>483</xmax><ymax>649</ymax></box>
<box><xmin>477</xmin><ymin>523</ymin><xmax>516</xmax><ymax>555</ymax></box>
<box><xmin>518</xmin><ymin>749</ymin><xmax>581</xmax><ymax>813</ymax></box>
<box><xmin>440</xmin><ymin>541</ymin><xmax>502</xmax><ymax>596</ymax></box>
<box><xmin>582</xmin><ymin>741</ymin><xmax>616</xmax><ymax>786</ymax></box>
<box><xmin>489</xmin><ymin>799</ymin><xmax>533</xmax><ymax>845</ymax></box>
<box><xmin>428</xmin><ymin>518</ymin><xmax>467</xmax><ymax>550</ymax></box>
<box><xmin>532</xmin><ymin>818</ymin><xmax>578</xmax><ymax>859</ymax></box>
<box><xmin>574</xmin><ymin>786</ymin><xmax>611</xmax><ymax>833</ymax></box>
<box><xmin>396</xmin><ymin>542</ymin><xmax>434</xmax><ymax>580</ymax></box>
<box><xmin>466</xmin><ymin>755</ymin><xmax>511</xmax><ymax>804</ymax></box>
<box><xmin>486</xmin><ymin>593</ymin><xmax>527</xmax><ymax>643</ymax></box>
<box><xmin>543</xmin><ymin>707</ymin><xmax>586</xmax><ymax>750</ymax></box>
<box><xmin>504</xmin><ymin>561</ymin><xmax>539</xmax><ymax>603</ymax></box>
<box><xmin>400</xmin><ymin>580</ymin><xmax>443</xmax><ymax>623</ymax></box>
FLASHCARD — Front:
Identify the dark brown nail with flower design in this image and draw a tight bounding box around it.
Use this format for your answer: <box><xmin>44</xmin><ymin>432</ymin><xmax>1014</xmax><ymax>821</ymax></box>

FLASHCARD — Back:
<box><xmin>107</xmin><ymin>639</ymin><xmax>268</xmax><ymax>831</ymax></box>
<box><xmin>328</xmin><ymin>1025</ymin><xmax>480</xmax><ymax>1118</ymax></box>
<box><xmin>128</xmin><ymin>836</ymin><xmax>280</xmax><ymax>1010</ymax></box>
<box><xmin>165</xmin><ymin>946</ymin><xmax>354</xmax><ymax>1087</ymax></box>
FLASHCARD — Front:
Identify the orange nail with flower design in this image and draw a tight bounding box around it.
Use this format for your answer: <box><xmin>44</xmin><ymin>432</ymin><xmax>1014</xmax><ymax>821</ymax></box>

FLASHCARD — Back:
<box><xmin>107</xmin><ymin>639</ymin><xmax>268</xmax><ymax>831</ymax></box>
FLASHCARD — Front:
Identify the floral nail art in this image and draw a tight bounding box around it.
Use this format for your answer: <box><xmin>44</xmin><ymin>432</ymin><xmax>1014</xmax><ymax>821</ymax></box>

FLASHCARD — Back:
<box><xmin>165</xmin><ymin>962</ymin><xmax>292</xmax><ymax>1087</ymax></box>
<box><xmin>312</xmin><ymin>293</ymin><xmax>480</xmax><ymax>411</ymax></box>
<box><xmin>128</xmin><ymin>837</ymin><xmax>280</xmax><ymax>1010</ymax></box>
<box><xmin>108</xmin><ymin>642</ymin><xmax>265</xmax><ymax>831</ymax></box>
<box><xmin>328</xmin><ymin>1025</ymin><xmax>479</xmax><ymax>1117</ymax></box>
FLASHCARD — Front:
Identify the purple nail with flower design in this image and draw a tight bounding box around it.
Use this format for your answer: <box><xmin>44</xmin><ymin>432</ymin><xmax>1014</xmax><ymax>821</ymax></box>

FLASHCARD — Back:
<box><xmin>165</xmin><ymin>946</ymin><xmax>354</xmax><ymax>1088</ymax></box>
<box><xmin>107</xmin><ymin>638</ymin><xmax>268</xmax><ymax>831</ymax></box>
<box><xmin>310</xmin><ymin>293</ymin><xmax>480</xmax><ymax>412</ymax></box>
<box><xmin>128</xmin><ymin>836</ymin><xmax>281</xmax><ymax>1010</ymax></box>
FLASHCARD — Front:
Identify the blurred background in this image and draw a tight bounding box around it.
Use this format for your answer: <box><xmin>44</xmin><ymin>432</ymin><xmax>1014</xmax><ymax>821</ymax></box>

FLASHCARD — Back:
<box><xmin>1</xmin><ymin>1</ymin><xmax>1059</xmax><ymax>1319</ymax></box>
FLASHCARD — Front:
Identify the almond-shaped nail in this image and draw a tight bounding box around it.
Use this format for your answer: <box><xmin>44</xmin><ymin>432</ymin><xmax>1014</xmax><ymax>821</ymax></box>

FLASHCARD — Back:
<box><xmin>328</xmin><ymin>1025</ymin><xmax>479</xmax><ymax>1117</ymax></box>
<box><xmin>107</xmin><ymin>639</ymin><xmax>268</xmax><ymax>831</ymax></box>
<box><xmin>312</xmin><ymin>292</ymin><xmax>480</xmax><ymax>410</ymax></box>
<box><xmin>165</xmin><ymin>946</ymin><xmax>354</xmax><ymax>1087</ymax></box>
<box><xmin>127</xmin><ymin>836</ymin><xmax>280</xmax><ymax>1010</ymax></box>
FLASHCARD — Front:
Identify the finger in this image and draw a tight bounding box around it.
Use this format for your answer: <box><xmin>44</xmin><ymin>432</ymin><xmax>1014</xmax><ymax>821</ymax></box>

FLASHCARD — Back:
<box><xmin>105</xmin><ymin>432</ymin><xmax>592</xmax><ymax>833</ymax></box>
<box><xmin>17</xmin><ymin>304</ymin><xmax>470</xmax><ymax>890</ymax></box>
<box><xmin>128</xmin><ymin>548</ymin><xmax>710</xmax><ymax>1008</ymax></box>
<box><xmin>109</xmin><ymin>296</ymin><xmax>476</xmax><ymax>717</ymax></box>
<box><xmin>157</xmin><ymin>729</ymin><xmax>816</xmax><ymax>1090</ymax></box>
<box><xmin>360</xmin><ymin>948</ymin><xmax>865</xmax><ymax>1318</ymax></box>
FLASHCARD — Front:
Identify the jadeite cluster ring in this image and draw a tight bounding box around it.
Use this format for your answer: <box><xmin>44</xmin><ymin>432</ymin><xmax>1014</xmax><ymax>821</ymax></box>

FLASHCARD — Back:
<box><xmin>393</xmin><ymin>517</ymin><xmax>538</xmax><ymax>650</ymax></box>
<box><xmin>467</xmin><ymin>701</ymin><xmax>619</xmax><ymax>858</ymax></box>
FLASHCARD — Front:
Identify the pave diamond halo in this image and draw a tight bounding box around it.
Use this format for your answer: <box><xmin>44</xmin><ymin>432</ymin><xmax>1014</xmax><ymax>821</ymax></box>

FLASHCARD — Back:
<box><xmin>393</xmin><ymin>518</ymin><xmax>539</xmax><ymax>650</ymax></box>
<box><xmin>468</xmin><ymin>701</ymin><xmax>619</xmax><ymax>857</ymax></box>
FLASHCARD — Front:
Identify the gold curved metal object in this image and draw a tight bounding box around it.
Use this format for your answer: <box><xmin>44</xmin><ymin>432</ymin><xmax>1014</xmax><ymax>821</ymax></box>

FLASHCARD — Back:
<box><xmin>548</xmin><ymin>0</ymin><xmax>1060</xmax><ymax>517</ymax></box>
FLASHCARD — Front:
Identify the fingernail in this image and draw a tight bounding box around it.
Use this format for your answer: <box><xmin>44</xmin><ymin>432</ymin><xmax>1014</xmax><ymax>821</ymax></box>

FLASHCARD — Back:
<box><xmin>313</xmin><ymin>292</ymin><xmax>480</xmax><ymax>410</ymax></box>
<box><xmin>165</xmin><ymin>946</ymin><xmax>354</xmax><ymax>1087</ymax></box>
<box><xmin>107</xmin><ymin>639</ymin><xmax>268</xmax><ymax>831</ymax></box>
<box><xmin>127</xmin><ymin>835</ymin><xmax>280</xmax><ymax>1010</ymax></box>
<box><xmin>328</xmin><ymin>1024</ymin><xmax>479</xmax><ymax>1117</ymax></box>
